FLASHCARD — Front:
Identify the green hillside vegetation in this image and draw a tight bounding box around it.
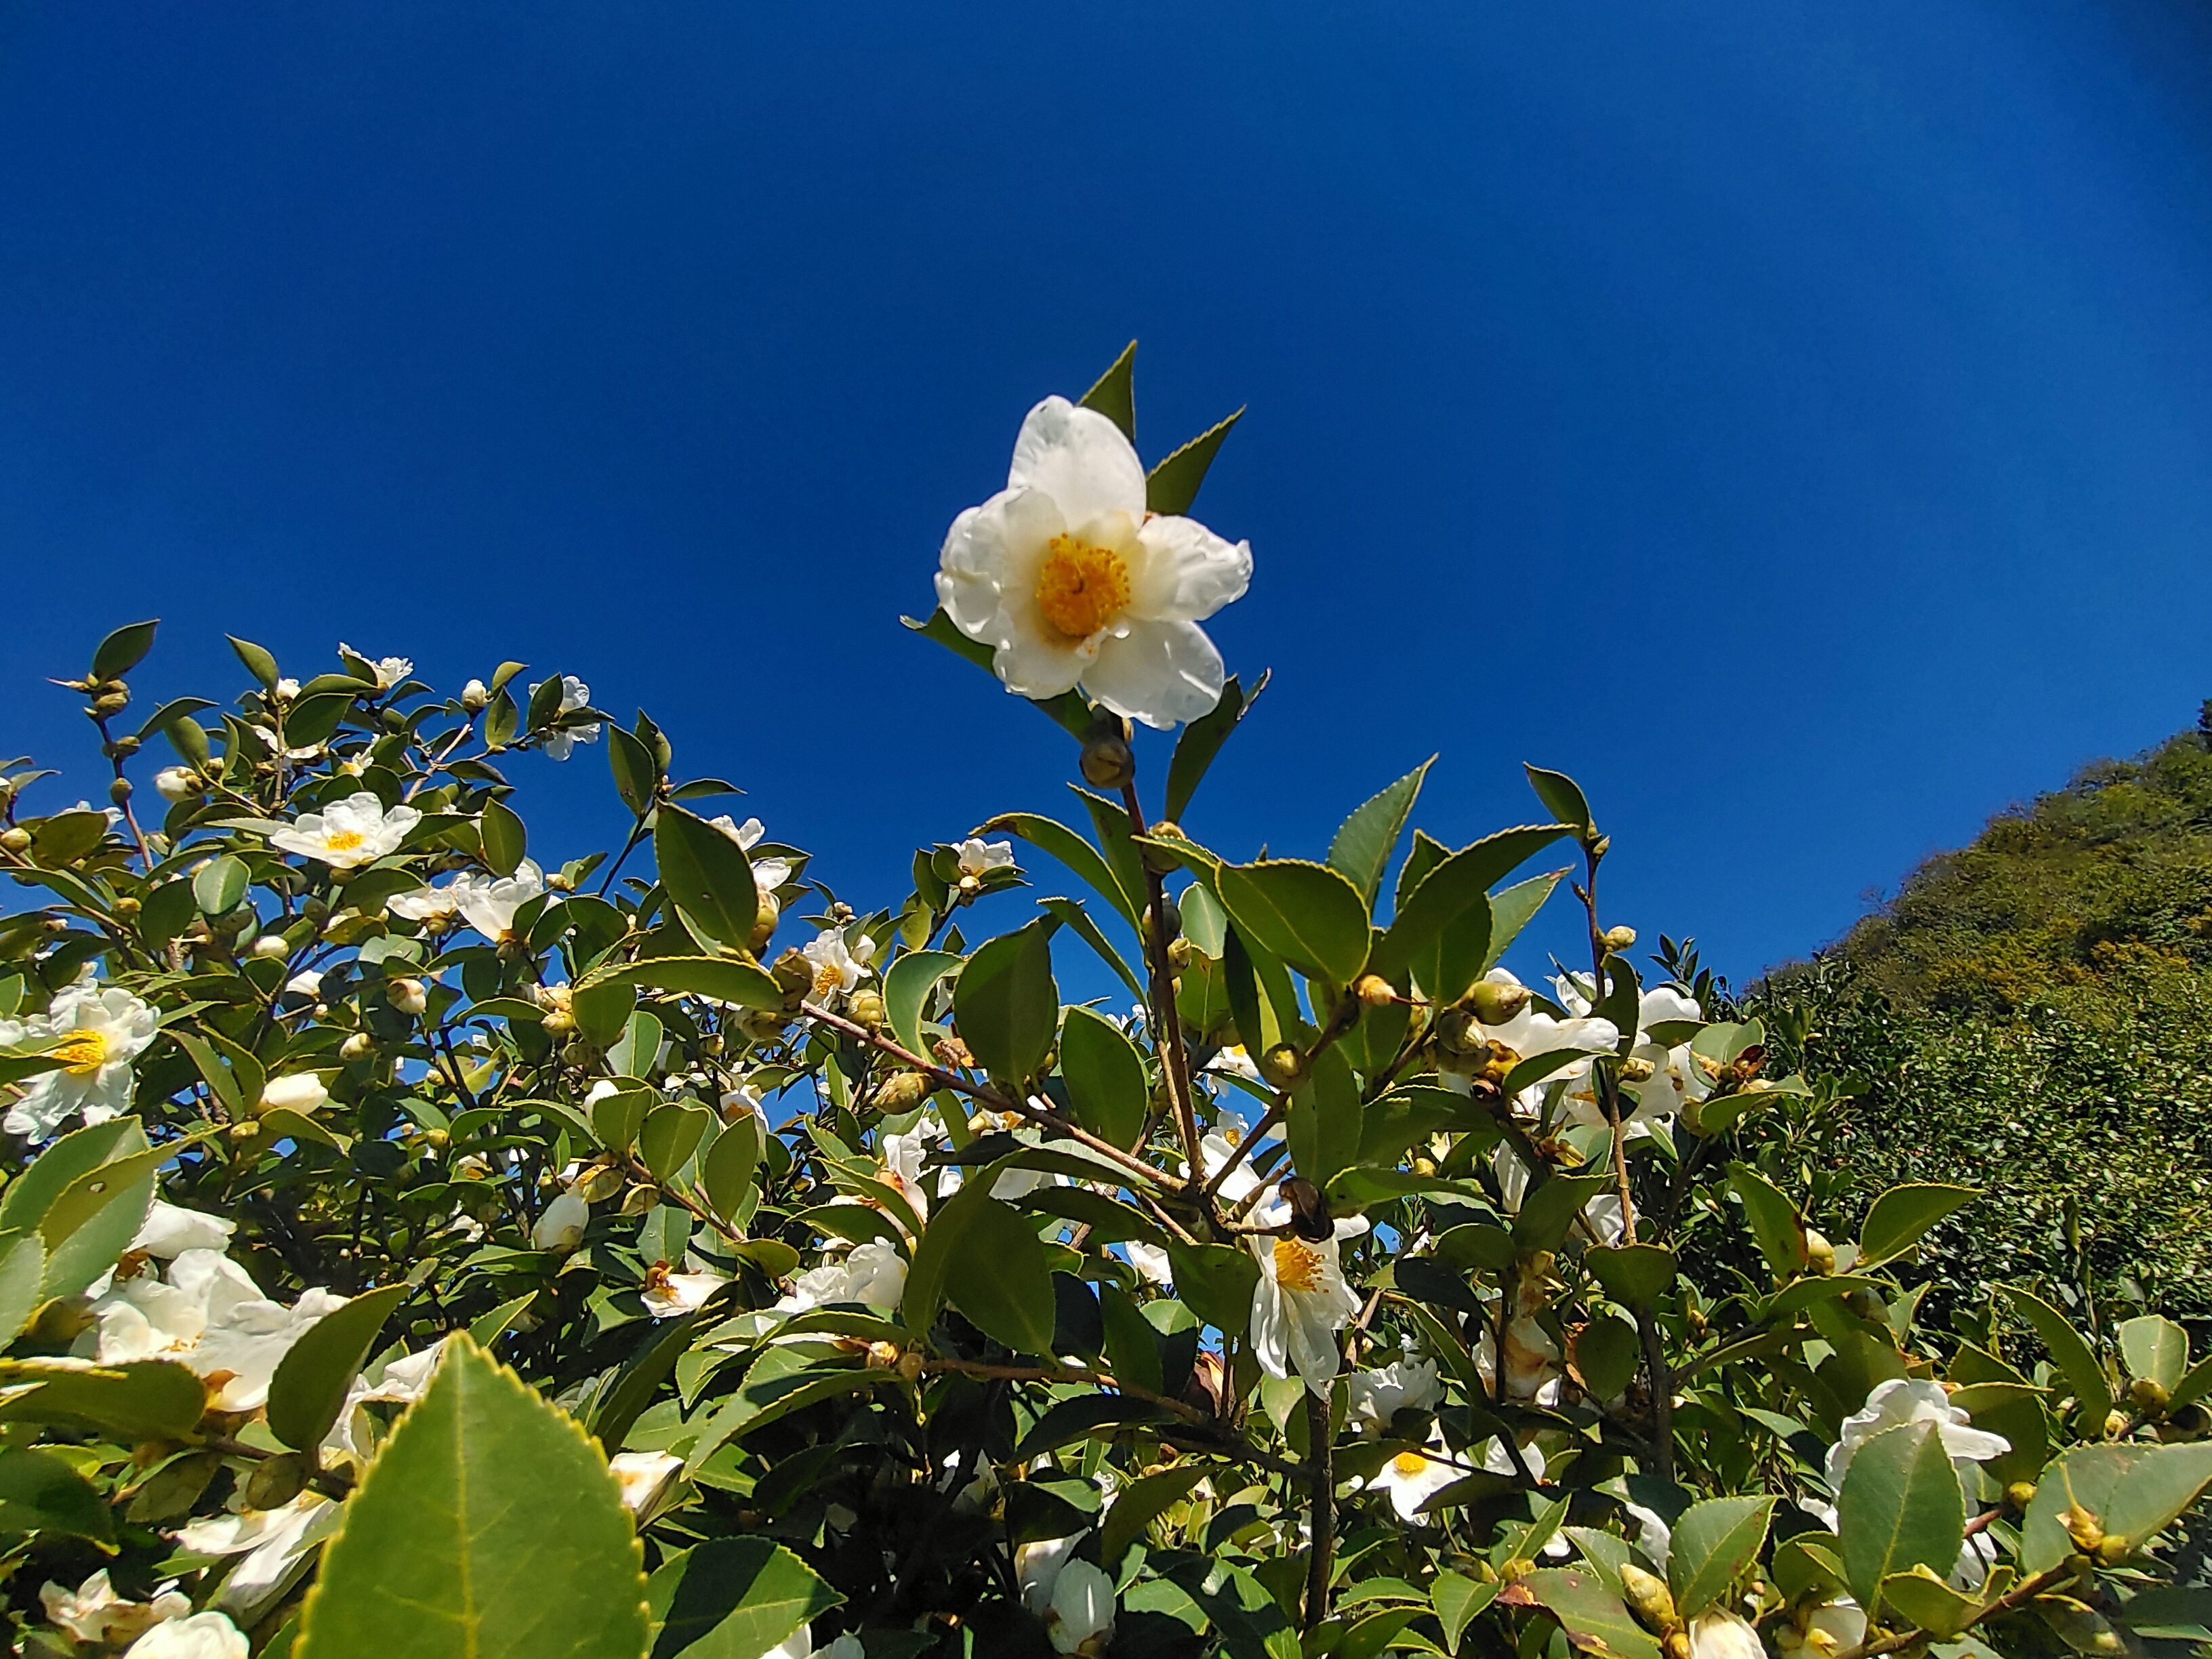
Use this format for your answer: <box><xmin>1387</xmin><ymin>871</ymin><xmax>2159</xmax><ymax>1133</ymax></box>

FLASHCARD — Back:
<box><xmin>1752</xmin><ymin>707</ymin><xmax>2212</xmax><ymax>1320</ymax></box>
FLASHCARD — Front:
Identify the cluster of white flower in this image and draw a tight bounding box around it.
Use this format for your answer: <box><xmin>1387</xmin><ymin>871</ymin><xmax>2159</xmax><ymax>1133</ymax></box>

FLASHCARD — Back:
<box><xmin>0</xmin><ymin>974</ymin><xmax>159</xmax><ymax>1138</ymax></box>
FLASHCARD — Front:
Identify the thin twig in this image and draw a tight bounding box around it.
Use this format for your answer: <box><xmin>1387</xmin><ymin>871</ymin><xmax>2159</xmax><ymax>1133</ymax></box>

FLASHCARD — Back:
<box><xmin>1303</xmin><ymin>1384</ymin><xmax>1335</xmax><ymax>1629</ymax></box>
<box><xmin>1120</xmin><ymin>779</ymin><xmax>1208</xmax><ymax>1202</ymax></box>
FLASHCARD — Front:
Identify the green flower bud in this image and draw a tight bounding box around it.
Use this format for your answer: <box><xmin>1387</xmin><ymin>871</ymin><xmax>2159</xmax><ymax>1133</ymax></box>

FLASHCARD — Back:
<box><xmin>1261</xmin><ymin>1043</ymin><xmax>1307</xmax><ymax>1089</ymax></box>
<box><xmin>2131</xmin><ymin>1377</ymin><xmax>2171</xmax><ymax>1414</ymax></box>
<box><xmin>1080</xmin><ymin>729</ymin><xmax>1135</xmax><ymax>790</ymax></box>
<box><xmin>1461</xmin><ymin>979</ymin><xmax>1532</xmax><ymax>1026</ymax></box>
<box><xmin>1618</xmin><ymin>1565</ymin><xmax>1678</xmax><ymax>1634</ymax></box>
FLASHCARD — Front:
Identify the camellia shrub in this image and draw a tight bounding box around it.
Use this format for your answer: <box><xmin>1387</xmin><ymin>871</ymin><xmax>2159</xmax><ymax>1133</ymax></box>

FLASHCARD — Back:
<box><xmin>3</xmin><ymin>348</ymin><xmax>2211</xmax><ymax>1659</ymax></box>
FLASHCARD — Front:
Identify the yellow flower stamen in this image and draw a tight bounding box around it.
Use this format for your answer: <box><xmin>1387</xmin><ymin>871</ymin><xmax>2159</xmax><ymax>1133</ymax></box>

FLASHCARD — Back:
<box><xmin>324</xmin><ymin>830</ymin><xmax>366</xmax><ymax>853</ymax></box>
<box><xmin>1272</xmin><ymin>1236</ymin><xmax>1326</xmax><ymax>1294</ymax></box>
<box><xmin>1391</xmin><ymin>1450</ymin><xmax>1431</xmax><ymax>1477</ymax></box>
<box><xmin>52</xmin><ymin>1031</ymin><xmax>108</xmax><ymax>1077</ymax></box>
<box><xmin>813</xmin><ymin>963</ymin><xmax>844</xmax><ymax>998</ymax></box>
<box><xmin>1035</xmin><ymin>535</ymin><xmax>1131</xmax><ymax>640</ymax></box>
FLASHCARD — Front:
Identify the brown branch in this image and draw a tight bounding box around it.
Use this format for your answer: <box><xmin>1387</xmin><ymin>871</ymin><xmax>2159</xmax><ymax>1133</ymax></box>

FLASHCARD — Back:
<box><xmin>1120</xmin><ymin>780</ymin><xmax>1208</xmax><ymax>1200</ymax></box>
<box><xmin>1303</xmin><ymin>1384</ymin><xmax>1336</xmax><ymax>1629</ymax></box>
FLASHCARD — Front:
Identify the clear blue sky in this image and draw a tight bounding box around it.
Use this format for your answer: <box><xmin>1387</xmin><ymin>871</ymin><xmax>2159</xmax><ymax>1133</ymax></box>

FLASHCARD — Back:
<box><xmin>5</xmin><ymin>3</ymin><xmax>2211</xmax><ymax>981</ymax></box>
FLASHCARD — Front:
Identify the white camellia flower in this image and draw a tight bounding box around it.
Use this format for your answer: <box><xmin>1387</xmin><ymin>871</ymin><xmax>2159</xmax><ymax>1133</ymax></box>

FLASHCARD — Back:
<box><xmin>85</xmin><ymin>1250</ymin><xmax>346</xmax><ymax>1412</ymax></box>
<box><xmin>1015</xmin><ymin>1533</ymin><xmax>1116</xmax><ymax>1656</ymax></box>
<box><xmin>878</xmin><ymin>1126</ymin><xmax>935</xmax><ymax>1228</ymax></box>
<box><xmin>339</xmin><ymin>645</ymin><xmax>413</xmax><ymax>690</ymax></box>
<box><xmin>130</xmin><ymin>1202</ymin><xmax>237</xmax><ymax>1260</ymax></box>
<box><xmin>535</xmin><ymin>676</ymin><xmax>602</xmax><ymax>760</ymax></box>
<box><xmin>326</xmin><ymin>1338</ymin><xmax>447</xmax><ymax>1458</ymax></box>
<box><xmin>1345</xmin><ymin>1346</ymin><xmax>1444</xmax><ymax>1435</ymax></box>
<box><xmin>1824</xmin><ymin>1378</ymin><xmax>2010</xmax><ymax>1495</ymax></box>
<box><xmin>175</xmin><ymin>1494</ymin><xmax>342</xmax><ymax>1624</ymax></box>
<box><xmin>152</xmin><ymin>765</ymin><xmax>199</xmax><ymax>802</ymax></box>
<box><xmin>956</xmin><ymin>837</ymin><xmax>1016</xmax><ymax>878</ymax></box>
<box><xmin>268</xmin><ymin>792</ymin><xmax>420</xmax><ymax>869</ymax></box>
<box><xmin>1206</xmin><ymin>1044</ymin><xmax>1263</xmax><ymax>1085</ymax></box>
<box><xmin>1370</xmin><ymin>1430</ymin><xmax>1460</xmax><ymax>1521</ymax></box>
<box><xmin>642</xmin><ymin>1259</ymin><xmax>731</xmax><ymax>1319</ymax></box>
<box><xmin>1</xmin><ymin>978</ymin><xmax>159</xmax><ymax>1138</ymax></box>
<box><xmin>709</xmin><ymin>817</ymin><xmax>792</xmax><ymax>918</ymax></box>
<box><xmin>283</xmin><ymin>968</ymin><xmax>325</xmax><ymax>998</ymax></box>
<box><xmin>1248</xmin><ymin>1204</ymin><xmax>1369</xmax><ymax>1396</ymax></box>
<box><xmin>801</xmin><ymin>930</ymin><xmax>875</xmax><ymax>1004</ymax></box>
<box><xmin>258</xmin><ymin>1073</ymin><xmax>329</xmax><ymax>1115</ymax></box>
<box><xmin>40</xmin><ymin>1570</ymin><xmax>190</xmax><ymax>1645</ymax></box>
<box><xmin>533</xmin><ymin>1189</ymin><xmax>590</xmax><ymax>1252</ymax></box>
<box><xmin>609</xmin><ymin>1450</ymin><xmax>686</xmax><ymax>1517</ymax></box>
<box><xmin>121</xmin><ymin>1611</ymin><xmax>250</xmax><ymax>1659</ymax></box>
<box><xmin>776</xmin><ymin>1239</ymin><xmax>907</xmax><ymax>1315</ymax></box>
<box><xmin>710</xmin><ymin>815</ymin><xmax>765</xmax><ymax>848</ymax></box>
<box><xmin>720</xmin><ymin>1083</ymin><xmax>770</xmax><ymax>1124</ymax></box>
<box><xmin>1686</xmin><ymin>1611</ymin><xmax>1764</xmax><ymax>1659</ymax></box>
<box><xmin>388</xmin><ymin>882</ymin><xmax>462</xmax><ymax>925</ymax></box>
<box><xmin>450</xmin><ymin>858</ymin><xmax>545</xmax><ymax>943</ymax></box>
<box><xmin>935</xmin><ymin>395</ymin><xmax>1253</xmax><ymax>730</ymax></box>
<box><xmin>1126</xmin><ymin>1240</ymin><xmax>1172</xmax><ymax>1288</ymax></box>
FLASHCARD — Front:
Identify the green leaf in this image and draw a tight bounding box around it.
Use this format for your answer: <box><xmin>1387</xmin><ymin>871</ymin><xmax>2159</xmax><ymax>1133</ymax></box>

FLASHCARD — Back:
<box><xmin>1573</xmin><ymin>1312</ymin><xmax>1641</xmax><ymax>1401</ymax></box>
<box><xmin>1432</xmin><ymin>1572</ymin><xmax>1499</xmax><ymax>1654</ymax></box>
<box><xmin>295</xmin><ymin>1337</ymin><xmax>647</xmax><ymax>1659</ymax></box>
<box><xmin>0</xmin><ymin>1359</ymin><xmax>206</xmax><ymax>1439</ymax></box>
<box><xmin>982</xmin><ymin>811</ymin><xmax>1141</xmax><ymax>928</ymax></box>
<box><xmin>1729</xmin><ymin>1163</ymin><xmax>1809</xmax><ymax>1280</ymax></box>
<box><xmin>2118</xmin><ymin>1315</ymin><xmax>2190</xmax><ymax>1392</ymax></box>
<box><xmin>1099</xmin><ymin>1280</ymin><xmax>1164</xmax><ymax>1396</ymax></box>
<box><xmin>1147</xmin><ymin>407</ymin><xmax>1244</xmax><ymax>516</ymax></box>
<box><xmin>1370</xmin><ymin>825</ymin><xmax>1568</xmax><ymax>987</ymax></box>
<box><xmin>609</xmin><ymin>726</ymin><xmax>659</xmax><ymax>817</ymax></box>
<box><xmin>943</xmin><ymin>1194</ymin><xmax>1057</xmax><ymax>1354</ymax></box>
<box><xmin>1666</xmin><ymin>1495</ymin><xmax>1774</xmax><ymax>1617</ymax></box>
<box><xmin>1059</xmin><ymin>1004</ymin><xmax>1149</xmax><ymax>1149</ymax></box>
<box><xmin>1043</xmin><ymin>895</ymin><xmax>1149</xmax><ymax>1005</ymax></box>
<box><xmin>953</xmin><ymin>920</ymin><xmax>1059</xmax><ymax>1084</ymax></box>
<box><xmin>31</xmin><ymin>809</ymin><xmax>108</xmax><ymax>865</ymax></box>
<box><xmin>91</xmin><ymin>619</ymin><xmax>159</xmax><ymax>681</ymax></box>
<box><xmin>39</xmin><ymin>1132</ymin><xmax>163</xmax><ymax>1298</ymax></box>
<box><xmin>228</xmin><ymin>634</ymin><xmax>281</xmax><ymax>689</ymax></box>
<box><xmin>0</xmin><ymin>1231</ymin><xmax>45</xmax><ymax>1345</ymax></box>
<box><xmin>1519</xmin><ymin>1568</ymin><xmax>1662</xmax><ymax>1659</ymax></box>
<box><xmin>266</xmin><ymin>1283</ymin><xmax>411</xmax><ymax>1452</ymax></box>
<box><xmin>646</xmin><ymin>1537</ymin><xmax>842</xmax><ymax>1659</ymax></box>
<box><xmin>2104</xmin><ymin>1442</ymin><xmax>2212</xmax><ymax>1555</ymax></box>
<box><xmin>1165</xmin><ymin>1240</ymin><xmax>1261</xmax><ymax>1335</ymax></box>
<box><xmin>1328</xmin><ymin>759</ymin><xmax>1433</xmax><ymax>907</ymax></box>
<box><xmin>571</xmin><ymin>977</ymin><xmax>637</xmax><ymax>1046</ymax></box>
<box><xmin>479</xmin><ymin>798</ymin><xmax>527</xmax><ymax>879</ymax></box>
<box><xmin>2000</xmin><ymin>1286</ymin><xmax>2114</xmax><ymax>1430</ymax></box>
<box><xmin>594</xmin><ymin>1309</ymin><xmax>710</xmax><ymax>1454</ymax></box>
<box><xmin>0</xmin><ymin>1118</ymin><xmax>140</xmax><ymax>1233</ymax></box>
<box><xmin>639</xmin><ymin>1103</ymin><xmax>712</xmax><ymax>1183</ymax></box>
<box><xmin>1511</xmin><ymin>1171</ymin><xmax>1613</xmax><ymax>1253</ymax></box>
<box><xmin>2021</xmin><ymin>1444</ymin><xmax>2147</xmax><ymax>1574</ymax></box>
<box><xmin>1287</xmin><ymin>1042</ymin><xmax>1361</xmax><ymax>1187</ymax></box>
<box><xmin>702</xmin><ymin>1113</ymin><xmax>763</xmax><ymax>1224</ymax></box>
<box><xmin>883</xmin><ymin>948</ymin><xmax>962</xmax><ymax>1061</ymax></box>
<box><xmin>1164</xmin><ymin>670</ymin><xmax>1267</xmax><ymax>825</ymax></box>
<box><xmin>653</xmin><ymin>804</ymin><xmax>758</xmax><ymax>951</ymax></box>
<box><xmin>1584</xmin><ymin>1243</ymin><xmax>1677</xmax><ymax>1308</ymax></box>
<box><xmin>1102</xmin><ymin>1462</ymin><xmax>1216</xmax><ymax>1569</ymax></box>
<box><xmin>1838</xmin><ymin>1420</ymin><xmax>1965</xmax><ymax>1611</ymax></box>
<box><xmin>0</xmin><ymin>1446</ymin><xmax>115</xmax><ymax>1542</ymax></box>
<box><xmin>468</xmin><ymin>1293</ymin><xmax>539</xmax><ymax>1349</ymax></box>
<box><xmin>1169</xmin><ymin>1559</ymin><xmax>1302</xmax><ymax>1659</ymax></box>
<box><xmin>1079</xmin><ymin>340</ymin><xmax>1137</xmax><ymax>441</ymax></box>
<box><xmin>576</xmin><ymin>955</ymin><xmax>783</xmax><ymax>1011</ymax></box>
<box><xmin>1879</xmin><ymin>1566</ymin><xmax>1982</xmax><ymax>1640</ymax></box>
<box><xmin>1857</xmin><ymin>1184</ymin><xmax>1978</xmax><ymax>1267</ymax></box>
<box><xmin>1523</xmin><ymin>764</ymin><xmax>1594</xmax><ymax>840</ymax></box>
<box><xmin>1216</xmin><ymin>859</ymin><xmax>1371</xmax><ymax>987</ymax></box>
<box><xmin>194</xmin><ymin>853</ymin><xmax>249</xmax><ymax>917</ymax></box>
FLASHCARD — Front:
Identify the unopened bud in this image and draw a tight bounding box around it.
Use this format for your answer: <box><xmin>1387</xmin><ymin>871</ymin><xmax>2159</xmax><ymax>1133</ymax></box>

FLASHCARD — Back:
<box><xmin>2105</xmin><ymin>1410</ymin><xmax>2132</xmax><ymax>1440</ymax></box>
<box><xmin>387</xmin><ymin>977</ymin><xmax>428</xmax><ymax>1016</ymax></box>
<box><xmin>153</xmin><ymin>766</ymin><xmax>201</xmax><ymax>802</ymax></box>
<box><xmin>749</xmin><ymin>891</ymin><xmax>780</xmax><ymax>951</ymax></box>
<box><xmin>1601</xmin><ymin>925</ymin><xmax>1637</xmax><ymax>953</ymax></box>
<box><xmin>848</xmin><ymin>989</ymin><xmax>886</xmax><ymax>1029</ymax></box>
<box><xmin>541</xmin><ymin>1009</ymin><xmax>575</xmax><ymax>1037</ymax></box>
<box><xmin>112</xmin><ymin>896</ymin><xmax>141</xmax><ymax>920</ymax></box>
<box><xmin>340</xmin><ymin>1031</ymin><xmax>376</xmax><ymax>1061</ymax></box>
<box><xmin>896</xmin><ymin>1349</ymin><xmax>925</xmax><ymax>1383</ymax></box>
<box><xmin>228</xmin><ymin>1120</ymin><xmax>262</xmax><ymax>1143</ymax></box>
<box><xmin>0</xmin><ymin>827</ymin><xmax>29</xmax><ymax>855</ymax></box>
<box><xmin>94</xmin><ymin>690</ymin><xmax>131</xmax><ymax>717</ymax></box>
<box><xmin>2097</xmin><ymin>1534</ymin><xmax>2132</xmax><ymax>1565</ymax></box>
<box><xmin>957</xmin><ymin>873</ymin><xmax>981</xmax><ymax>896</ymax></box>
<box><xmin>250</xmin><ymin>935</ymin><xmax>290</xmax><ymax>960</ymax></box>
<box><xmin>1619</xmin><ymin>1564</ymin><xmax>1679</xmax><ymax>1634</ymax></box>
<box><xmin>1078</xmin><ymin>729</ymin><xmax>1135</xmax><ymax>791</ymax></box>
<box><xmin>876</xmin><ymin>1072</ymin><xmax>931</xmax><ymax>1113</ymax></box>
<box><xmin>1166</xmin><ymin>937</ymin><xmax>1192</xmax><ymax>969</ymax></box>
<box><xmin>1260</xmin><ymin>1043</ymin><xmax>1307</xmax><ymax>1089</ymax></box>
<box><xmin>865</xmin><ymin>1341</ymin><xmax>901</xmax><ymax>1370</ymax></box>
<box><xmin>546</xmin><ymin>869</ymin><xmax>574</xmax><ymax>892</ymax></box>
<box><xmin>2005</xmin><ymin>1481</ymin><xmax>2037</xmax><ymax>1511</ymax></box>
<box><xmin>1803</xmin><ymin>1229</ymin><xmax>1836</xmax><ymax>1275</ymax></box>
<box><xmin>771</xmin><ymin>947</ymin><xmax>814</xmax><ymax>995</ymax></box>
<box><xmin>1462</xmin><ymin>979</ymin><xmax>1532</xmax><ymax>1026</ymax></box>
<box><xmin>1355</xmin><ymin>974</ymin><xmax>1395</xmax><ymax>1008</ymax></box>
<box><xmin>108</xmin><ymin>777</ymin><xmax>133</xmax><ymax>805</ymax></box>
<box><xmin>1619</xmin><ymin>1054</ymin><xmax>1656</xmax><ymax>1084</ymax></box>
<box><xmin>1139</xmin><ymin>820</ymin><xmax>1187</xmax><ymax>874</ymax></box>
<box><xmin>461</xmin><ymin>678</ymin><xmax>491</xmax><ymax>711</ymax></box>
<box><xmin>2132</xmin><ymin>1377</ymin><xmax>2171</xmax><ymax>1414</ymax></box>
<box><xmin>2062</xmin><ymin>1503</ymin><xmax>2105</xmax><ymax>1553</ymax></box>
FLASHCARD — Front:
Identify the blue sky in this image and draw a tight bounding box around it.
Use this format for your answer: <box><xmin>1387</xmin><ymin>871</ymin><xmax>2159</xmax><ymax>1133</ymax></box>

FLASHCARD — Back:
<box><xmin>5</xmin><ymin>3</ymin><xmax>2211</xmax><ymax>982</ymax></box>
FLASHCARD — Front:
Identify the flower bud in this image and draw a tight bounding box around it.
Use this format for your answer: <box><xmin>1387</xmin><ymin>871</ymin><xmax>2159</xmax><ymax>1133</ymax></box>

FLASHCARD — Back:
<box><xmin>153</xmin><ymin>766</ymin><xmax>201</xmax><ymax>802</ymax></box>
<box><xmin>2062</xmin><ymin>1503</ymin><xmax>2105</xmax><ymax>1553</ymax></box>
<box><xmin>865</xmin><ymin>1341</ymin><xmax>901</xmax><ymax>1370</ymax></box>
<box><xmin>2005</xmin><ymin>1480</ymin><xmax>2037</xmax><ymax>1511</ymax></box>
<box><xmin>1079</xmin><ymin>729</ymin><xmax>1135</xmax><ymax>791</ymax></box>
<box><xmin>2104</xmin><ymin>1409</ymin><xmax>2132</xmax><ymax>1440</ymax></box>
<box><xmin>1619</xmin><ymin>1054</ymin><xmax>1656</xmax><ymax>1084</ymax></box>
<box><xmin>340</xmin><ymin>1031</ymin><xmax>376</xmax><ymax>1061</ymax></box>
<box><xmin>1140</xmin><ymin>821</ymin><xmax>1187</xmax><ymax>874</ymax></box>
<box><xmin>387</xmin><ymin>977</ymin><xmax>429</xmax><ymax>1016</ymax></box>
<box><xmin>461</xmin><ymin>678</ymin><xmax>491</xmax><ymax>710</ymax></box>
<box><xmin>1618</xmin><ymin>1564</ymin><xmax>1679</xmax><ymax>1634</ymax></box>
<box><xmin>1803</xmin><ymin>1229</ymin><xmax>1836</xmax><ymax>1275</ymax></box>
<box><xmin>1166</xmin><ymin>937</ymin><xmax>1192</xmax><ymax>969</ymax></box>
<box><xmin>229</xmin><ymin>1120</ymin><xmax>262</xmax><ymax>1143</ymax></box>
<box><xmin>1354</xmin><ymin>974</ymin><xmax>1395</xmax><ymax>1008</ymax></box>
<box><xmin>0</xmin><ymin>827</ymin><xmax>29</xmax><ymax>855</ymax></box>
<box><xmin>896</xmin><ymin>1349</ymin><xmax>925</xmax><ymax>1383</ymax></box>
<box><xmin>1260</xmin><ymin>1043</ymin><xmax>1307</xmax><ymax>1089</ymax></box>
<box><xmin>93</xmin><ymin>690</ymin><xmax>130</xmax><ymax>717</ymax></box>
<box><xmin>1462</xmin><ymin>979</ymin><xmax>1532</xmax><ymax>1026</ymax></box>
<box><xmin>2098</xmin><ymin>1534</ymin><xmax>2133</xmax><ymax>1565</ymax></box>
<box><xmin>876</xmin><ymin>1072</ymin><xmax>932</xmax><ymax>1113</ymax></box>
<box><xmin>250</xmin><ymin>935</ymin><xmax>290</xmax><ymax>960</ymax></box>
<box><xmin>2131</xmin><ymin>1376</ymin><xmax>2171</xmax><ymax>1414</ymax></box>
<box><xmin>750</xmin><ymin>891</ymin><xmax>781</xmax><ymax>951</ymax></box>
<box><xmin>112</xmin><ymin>895</ymin><xmax>141</xmax><ymax>920</ymax></box>
<box><xmin>848</xmin><ymin>989</ymin><xmax>887</xmax><ymax>1029</ymax></box>
<box><xmin>259</xmin><ymin>1073</ymin><xmax>331</xmax><ymax>1116</ymax></box>
<box><xmin>771</xmin><ymin>948</ymin><xmax>815</xmax><ymax>995</ymax></box>
<box><xmin>957</xmin><ymin>873</ymin><xmax>981</xmax><ymax>896</ymax></box>
<box><xmin>542</xmin><ymin>1009</ymin><xmax>576</xmax><ymax>1037</ymax></box>
<box><xmin>1601</xmin><ymin>924</ymin><xmax>1637</xmax><ymax>952</ymax></box>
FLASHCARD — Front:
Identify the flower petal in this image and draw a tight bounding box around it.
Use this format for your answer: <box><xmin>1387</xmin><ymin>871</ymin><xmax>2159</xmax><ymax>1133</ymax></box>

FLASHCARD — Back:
<box><xmin>1008</xmin><ymin>396</ymin><xmax>1146</xmax><ymax>525</ymax></box>
<box><xmin>1080</xmin><ymin>618</ymin><xmax>1225</xmax><ymax>730</ymax></box>
<box><xmin>1130</xmin><ymin>517</ymin><xmax>1252</xmax><ymax>622</ymax></box>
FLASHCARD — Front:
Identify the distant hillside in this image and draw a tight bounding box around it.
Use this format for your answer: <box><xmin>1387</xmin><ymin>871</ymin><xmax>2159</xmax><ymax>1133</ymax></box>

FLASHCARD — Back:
<box><xmin>1833</xmin><ymin>707</ymin><xmax>2212</xmax><ymax>1014</ymax></box>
